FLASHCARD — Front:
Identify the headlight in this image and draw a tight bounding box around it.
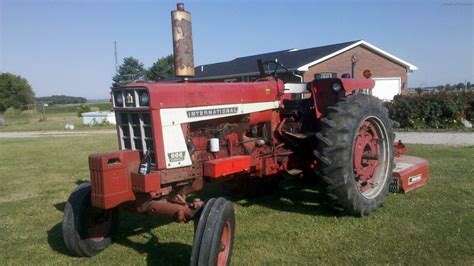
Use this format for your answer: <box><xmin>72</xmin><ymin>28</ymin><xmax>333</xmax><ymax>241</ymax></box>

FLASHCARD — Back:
<box><xmin>332</xmin><ymin>83</ymin><xmax>342</xmax><ymax>92</ymax></box>
<box><xmin>114</xmin><ymin>92</ymin><xmax>123</xmax><ymax>106</ymax></box>
<box><xmin>140</xmin><ymin>92</ymin><xmax>149</xmax><ymax>106</ymax></box>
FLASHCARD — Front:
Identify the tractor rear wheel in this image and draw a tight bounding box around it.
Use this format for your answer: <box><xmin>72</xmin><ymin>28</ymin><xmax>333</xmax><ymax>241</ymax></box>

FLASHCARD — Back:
<box><xmin>62</xmin><ymin>182</ymin><xmax>118</xmax><ymax>257</ymax></box>
<box><xmin>191</xmin><ymin>197</ymin><xmax>235</xmax><ymax>266</ymax></box>
<box><xmin>314</xmin><ymin>93</ymin><xmax>395</xmax><ymax>216</ymax></box>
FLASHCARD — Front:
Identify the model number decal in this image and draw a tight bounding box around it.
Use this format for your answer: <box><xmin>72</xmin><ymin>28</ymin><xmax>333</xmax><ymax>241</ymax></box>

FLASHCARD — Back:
<box><xmin>167</xmin><ymin>151</ymin><xmax>186</xmax><ymax>162</ymax></box>
<box><xmin>408</xmin><ymin>174</ymin><xmax>422</xmax><ymax>185</ymax></box>
<box><xmin>187</xmin><ymin>107</ymin><xmax>238</xmax><ymax>118</ymax></box>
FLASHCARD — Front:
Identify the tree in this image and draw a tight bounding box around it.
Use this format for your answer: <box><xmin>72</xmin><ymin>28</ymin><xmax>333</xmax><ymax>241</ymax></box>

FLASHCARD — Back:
<box><xmin>77</xmin><ymin>104</ymin><xmax>91</xmax><ymax>117</ymax></box>
<box><xmin>467</xmin><ymin>81</ymin><xmax>471</xmax><ymax>89</ymax></box>
<box><xmin>36</xmin><ymin>95</ymin><xmax>87</xmax><ymax>105</ymax></box>
<box><xmin>0</xmin><ymin>72</ymin><xmax>35</xmax><ymax>112</ymax></box>
<box><xmin>112</xmin><ymin>57</ymin><xmax>146</xmax><ymax>86</ymax></box>
<box><xmin>455</xmin><ymin>82</ymin><xmax>465</xmax><ymax>90</ymax></box>
<box><xmin>147</xmin><ymin>54</ymin><xmax>174</xmax><ymax>81</ymax></box>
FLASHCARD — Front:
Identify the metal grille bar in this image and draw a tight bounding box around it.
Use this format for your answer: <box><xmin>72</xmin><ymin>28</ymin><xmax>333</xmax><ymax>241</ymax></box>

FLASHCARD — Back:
<box><xmin>117</xmin><ymin>112</ymin><xmax>155</xmax><ymax>165</ymax></box>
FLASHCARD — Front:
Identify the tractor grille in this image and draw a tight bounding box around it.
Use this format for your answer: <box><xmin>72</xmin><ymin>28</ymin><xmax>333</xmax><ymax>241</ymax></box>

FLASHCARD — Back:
<box><xmin>117</xmin><ymin>112</ymin><xmax>155</xmax><ymax>165</ymax></box>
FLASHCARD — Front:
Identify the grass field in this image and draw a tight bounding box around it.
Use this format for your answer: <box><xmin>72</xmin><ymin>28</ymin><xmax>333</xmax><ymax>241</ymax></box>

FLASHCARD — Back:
<box><xmin>0</xmin><ymin>112</ymin><xmax>115</xmax><ymax>132</ymax></box>
<box><xmin>0</xmin><ymin>102</ymin><xmax>114</xmax><ymax>132</ymax></box>
<box><xmin>0</xmin><ymin>135</ymin><xmax>473</xmax><ymax>265</ymax></box>
<box><xmin>43</xmin><ymin>102</ymin><xmax>112</xmax><ymax>114</ymax></box>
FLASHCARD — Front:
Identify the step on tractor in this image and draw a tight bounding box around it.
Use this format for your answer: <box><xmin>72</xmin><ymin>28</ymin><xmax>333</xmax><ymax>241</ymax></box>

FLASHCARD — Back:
<box><xmin>62</xmin><ymin>3</ymin><xmax>429</xmax><ymax>265</ymax></box>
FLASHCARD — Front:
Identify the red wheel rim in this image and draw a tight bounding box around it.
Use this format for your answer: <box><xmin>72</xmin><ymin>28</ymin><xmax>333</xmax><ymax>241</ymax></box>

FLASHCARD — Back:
<box><xmin>353</xmin><ymin>117</ymin><xmax>389</xmax><ymax>198</ymax></box>
<box><xmin>217</xmin><ymin>222</ymin><xmax>231</xmax><ymax>266</ymax></box>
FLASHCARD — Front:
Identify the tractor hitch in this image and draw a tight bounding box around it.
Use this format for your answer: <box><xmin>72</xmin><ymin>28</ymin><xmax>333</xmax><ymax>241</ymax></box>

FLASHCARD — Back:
<box><xmin>391</xmin><ymin>140</ymin><xmax>429</xmax><ymax>193</ymax></box>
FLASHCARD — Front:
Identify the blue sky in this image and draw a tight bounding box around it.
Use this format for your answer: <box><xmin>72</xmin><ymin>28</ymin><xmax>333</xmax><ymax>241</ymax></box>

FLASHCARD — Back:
<box><xmin>1</xmin><ymin>0</ymin><xmax>473</xmax><ymax>99</ymax></box>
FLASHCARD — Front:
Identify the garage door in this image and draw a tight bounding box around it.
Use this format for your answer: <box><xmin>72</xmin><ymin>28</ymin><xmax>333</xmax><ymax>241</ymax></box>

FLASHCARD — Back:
<box><xmin>372</xmin><ymin>78</ymin><xmax>401</xmax><ymax>101</ymax></box>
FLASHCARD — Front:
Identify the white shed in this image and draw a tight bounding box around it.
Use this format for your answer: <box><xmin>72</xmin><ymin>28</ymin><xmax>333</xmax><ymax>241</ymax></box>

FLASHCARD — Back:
<box><xmin>82</xmin><ymin>111</ymin><xmax>116</xmax><ymax>125</ymax></box>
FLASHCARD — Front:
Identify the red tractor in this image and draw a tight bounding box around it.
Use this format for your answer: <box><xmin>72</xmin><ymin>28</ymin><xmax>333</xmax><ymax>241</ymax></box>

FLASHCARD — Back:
<box><xmin>62</xmin><ymin>3</ymin><xmax>428</xmax><ymax>265</ymax></box>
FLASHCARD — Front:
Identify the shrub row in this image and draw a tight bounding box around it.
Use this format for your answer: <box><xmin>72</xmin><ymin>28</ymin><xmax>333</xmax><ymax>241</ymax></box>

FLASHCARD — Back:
<box><xmin>386</xmin><ymin>90</ymin><xmax>474</xmax><ymax>129</ymax></box>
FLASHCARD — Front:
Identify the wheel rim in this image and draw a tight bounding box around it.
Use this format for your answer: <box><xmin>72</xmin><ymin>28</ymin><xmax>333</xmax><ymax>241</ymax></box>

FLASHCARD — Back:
<box><xmin>86</xmin><ymin>208</ymin><xmax>112</xmax><ymax>242</ymax></box>
<box><xmin>353</xmin><ymin>116</ymin><xmax>390</xmax><ymax>199</ymax></box>
<box><xmin>217</xmin><ymin>222</ymin><xmax>232</xmax><ymax>266</ymax></box>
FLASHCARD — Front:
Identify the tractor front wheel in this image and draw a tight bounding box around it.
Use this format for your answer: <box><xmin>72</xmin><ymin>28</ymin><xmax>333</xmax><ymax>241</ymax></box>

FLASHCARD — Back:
<box><xmin>314</xmin><ymin>93</ymin><xmax>395</xmax><ymax>216</ymax></box>
<box><xmin>191</xmin><ymin>197</ymin><xmax>235</xmax><ymax>266</ymax></box>
<box><xmin>62</xmin><ymin>182</ymin><xmax>118</xmax><ymax>257</ymax></box>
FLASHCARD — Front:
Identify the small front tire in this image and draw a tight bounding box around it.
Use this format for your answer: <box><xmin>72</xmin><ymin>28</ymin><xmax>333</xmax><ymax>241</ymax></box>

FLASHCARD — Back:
<box><xmin>62</xmin><ymin>182</ymin><xmax>118</xmax><ymax>257</ymax></box>
<box><xmin>191</xmin><ymin>197</ymin><xmax>235</xmax><ymax>266</ymax></box>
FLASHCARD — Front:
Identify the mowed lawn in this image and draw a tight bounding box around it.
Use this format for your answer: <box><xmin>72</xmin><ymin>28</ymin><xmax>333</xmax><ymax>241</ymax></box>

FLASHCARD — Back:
<box><xmin>0</xmin><ymin>112</ymin><xmax>115</xmax><ymax>132</ymax></box>
<box><xmin>0</xmin><ymin>102</ymin><xmax>114</xmax><ymax>132</ymax></box>
<box><xmin>0</xmin><ymin>135</ymin><xmax>473</xmax><ymax>265</ymax></box>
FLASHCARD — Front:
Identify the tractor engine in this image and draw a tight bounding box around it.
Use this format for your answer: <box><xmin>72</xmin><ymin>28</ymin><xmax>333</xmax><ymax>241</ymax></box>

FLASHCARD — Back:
<box><xmin>106</xmin><ymin>79</ymin><xmax>287</xmax><ymax>195</ymax></box>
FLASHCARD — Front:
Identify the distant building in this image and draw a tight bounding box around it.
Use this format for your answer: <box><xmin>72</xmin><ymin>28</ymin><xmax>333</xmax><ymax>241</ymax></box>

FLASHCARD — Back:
<box><xmin>82</xmin><ymin>111</ymin><xmax>115</xmax><ymax>126</ymax></box>
<box><xmin>190</xmin><ymin>40</ymin><xmax>417</xmax><ymax>101</ymax></box>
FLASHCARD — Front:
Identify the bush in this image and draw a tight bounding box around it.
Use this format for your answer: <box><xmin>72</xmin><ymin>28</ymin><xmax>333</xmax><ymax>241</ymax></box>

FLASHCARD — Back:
<box><xmin>387</xmin><ymin>90</ymin><xmax>474</xmax><ymax>129</ymax></box>
<box><xmin>77</xmin><ymin>104</ymin><xmax>91</xmax><ymax>117</ymax></box>
<box><xmin>44</xmin><ymin>102</ymin><xmax>111</xmax><ymax>114</ymax></box>
<box><xmin>92</xmin><ymin>102</ymin><xmax>113</xmax><ymax>111</ymax></box>
<box><xmin>3</xmin><ymin>107</ymin><xmax>22</xmax><ymax>117</ymax></box>
<box><xmin>36</xmin><ymin>95</ymin><xmax>86</xmax><ymax>105</ymax></box>
<box><xmin>21</xmin><ymin>110</ymin><xmax>40</xmax><ymax>116</ymax></box>
<box><xmin>462</xmin><ymin>90</ymin><xmax>474</xmax><ymax>121</ymax></box>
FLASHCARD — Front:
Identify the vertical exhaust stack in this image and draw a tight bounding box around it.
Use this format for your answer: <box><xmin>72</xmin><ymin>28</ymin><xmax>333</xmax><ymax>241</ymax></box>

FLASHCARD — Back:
<box><xmin>171</xmin><ymin>3</ymin><xmax>195</xmax><ymax>80</ymax></box>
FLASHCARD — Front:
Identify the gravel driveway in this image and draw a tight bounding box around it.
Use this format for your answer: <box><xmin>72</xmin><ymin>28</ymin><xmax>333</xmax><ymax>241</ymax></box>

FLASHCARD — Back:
<box><xmin>394</xmin><ymin>132</ymin><xmax>474</xmax><ymax>146</ymax></box>
<box><xmin>0</xmin><ymin>130</ymin><xmax>472</xmax><ymax>146</ymax></box>
<box><xmin>0</xmin><ymin>130</ymin><xmax>115</xmax><ymax>138</ymax></box>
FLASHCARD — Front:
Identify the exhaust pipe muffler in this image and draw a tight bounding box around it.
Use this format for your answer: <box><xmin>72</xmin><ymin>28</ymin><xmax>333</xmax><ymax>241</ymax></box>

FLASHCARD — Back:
<box><xmin>171</xmin><ymin>3</ymin><xmax>195</xmax><ymax>79</ymax></box>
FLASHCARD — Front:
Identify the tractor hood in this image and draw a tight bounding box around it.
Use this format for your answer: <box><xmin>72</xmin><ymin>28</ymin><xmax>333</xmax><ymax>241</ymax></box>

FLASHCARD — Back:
<box><xmin>113</xmin><ymin>79</ymin><xmax>285</xmax><ymax>110</ymax></box>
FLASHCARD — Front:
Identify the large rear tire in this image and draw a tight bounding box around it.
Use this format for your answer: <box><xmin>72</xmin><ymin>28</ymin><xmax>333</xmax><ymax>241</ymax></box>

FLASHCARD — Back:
<box><xmin>314</xmin><ymin>93</ymin><xmax>395</xmax><ymax>216</ymax></box>
<box><xmin>62</xmin><ymin>182</ymin><xmax>119</xmax><ymax>257</ymax></box>
<box><xmin>191</xmin><ymin>197</ymin><xmax>235</xmax><ymax>266</ymax></box>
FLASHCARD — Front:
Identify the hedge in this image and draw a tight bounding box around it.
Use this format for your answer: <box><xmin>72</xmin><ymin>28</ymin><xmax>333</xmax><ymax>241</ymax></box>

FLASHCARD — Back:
<box><xmin>386</xmin><ymin>90</ymin><xmax>474</xmax><ymax>129</ymax></box>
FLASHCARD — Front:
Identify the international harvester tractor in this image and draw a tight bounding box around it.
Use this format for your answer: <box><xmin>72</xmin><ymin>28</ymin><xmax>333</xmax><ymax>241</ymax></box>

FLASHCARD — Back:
<box><xmin>62</xmin><ymin>3</ymin><xmax>428</xmax><ymax>265</ymax></box>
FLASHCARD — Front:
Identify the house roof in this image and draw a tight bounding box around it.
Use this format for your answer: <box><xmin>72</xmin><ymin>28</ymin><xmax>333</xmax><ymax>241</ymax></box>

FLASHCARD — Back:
<box><xmin>192</xmin><ymin>40</ymin><xmax>417</xmax><ymax>80</ymax></box>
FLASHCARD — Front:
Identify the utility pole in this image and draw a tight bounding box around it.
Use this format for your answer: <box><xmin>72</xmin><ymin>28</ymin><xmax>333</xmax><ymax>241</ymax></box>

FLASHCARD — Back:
<box><xmin>351</xmin><ymin>53</ymin><xmax>359</xmax><ymax>78</ymax></box>
<box><xmin>42</xmin><ymin>103</ymin><xmax>48</xmax><ymax>121</ymax></box>
<box><xmin>114</xmin><ymin>40</ymin><xmax>118</xmax><ymax>74</ymax></box>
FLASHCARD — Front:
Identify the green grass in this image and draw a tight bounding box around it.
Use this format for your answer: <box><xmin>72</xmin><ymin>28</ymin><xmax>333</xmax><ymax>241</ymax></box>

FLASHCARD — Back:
<box><xmin>0</xmin><ymin>102</ymin><xmax>113</xmax><ymax>132</ymax></box>
<box><xmin>43</xmin><ymin>102</ymin><xmax>112</xmax><ymax>114</ymax></box>
<box><xmin>0</xmin><ymin>111</ymin><xmax>114</xmax><ymax>132</ymax></box>
<box><xmin>0</xmin><ymin>136</ymin><xmax>473</xmax><ymax>265</ymax></box>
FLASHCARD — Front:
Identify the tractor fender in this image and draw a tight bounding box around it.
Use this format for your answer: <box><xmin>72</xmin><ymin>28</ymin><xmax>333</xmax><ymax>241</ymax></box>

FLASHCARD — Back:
<box><xmin>338</xmin><ymin>78</ymin><xmax>375</xmax><ymax>93</ymax></box>
<box><xmin>310</xmin><ymin>78</ymin><xmax>375</xmax><ymax>119</ymax></box>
